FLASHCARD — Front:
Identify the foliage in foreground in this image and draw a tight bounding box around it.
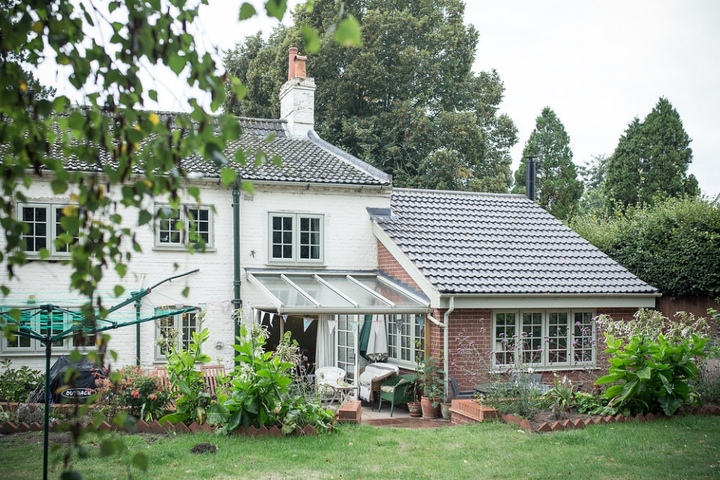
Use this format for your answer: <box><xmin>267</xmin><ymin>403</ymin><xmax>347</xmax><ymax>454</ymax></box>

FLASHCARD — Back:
<box><xmin>214</xmin><ymin>324</ymin><xmax>335</xmax><ymax>434</ymax></box>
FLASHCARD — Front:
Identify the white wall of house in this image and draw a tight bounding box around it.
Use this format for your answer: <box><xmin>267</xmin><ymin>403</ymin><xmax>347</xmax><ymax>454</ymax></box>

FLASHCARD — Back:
<box><xmin>0</xmin><ymin>176</ymin><xmax>390</xmax><ymax>371</ymax></box>
<box><xmin>238</xmin><ymin>182</ymin><xmax>390</xmax><ymax>317</ymax></box>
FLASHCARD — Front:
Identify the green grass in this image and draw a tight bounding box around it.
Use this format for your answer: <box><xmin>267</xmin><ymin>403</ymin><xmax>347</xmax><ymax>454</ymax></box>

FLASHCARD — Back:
<box><xmin>1</xmin><ymin>416</ymin><xmax>719</xmax><ymax>479</ymax></box>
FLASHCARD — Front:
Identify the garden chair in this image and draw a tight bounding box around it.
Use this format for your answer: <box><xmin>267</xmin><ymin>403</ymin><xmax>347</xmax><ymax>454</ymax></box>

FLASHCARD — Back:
<box><xmin>377</xmin><ymin>374</ymin><xmax>416</xmax><ymax>417</ymax></box>
<box><xmin>449</xmin><ymin>376</ymin><xmax>474</xmax><ymax>399</ymax></box>
<box><xmin>315</xmin><ymin>366</ymin><xmax>346</xmax><ymax>398</ymax></box>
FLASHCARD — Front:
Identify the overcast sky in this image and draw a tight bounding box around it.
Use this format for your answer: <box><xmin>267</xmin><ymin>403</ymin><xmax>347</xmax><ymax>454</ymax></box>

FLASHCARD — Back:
<box><xmin>37</xmin><ymin>1</ymin><xmax>719</xmax><ymax>198</ymax></box>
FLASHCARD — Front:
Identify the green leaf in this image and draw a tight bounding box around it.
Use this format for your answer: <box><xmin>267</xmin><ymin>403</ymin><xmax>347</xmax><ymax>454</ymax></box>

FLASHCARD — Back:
<box><xmin>113</xmin><ymin>285</ymin><xmax>125</xmax><ymax>297</ymax></box>
<box><xmin>239</xmin><ymin>3</ymin><xmax>257</xmax><ymax>20</ymax></box>
<box><xmin>51</xmin><ymin>179</ymin><xmax>68</xmax><ymax>194</ymax></box>
<box><xmin>220</xmin><ymin>167</ymin><xmax>237</xmax><ymax>186</ymax></box>
<box><xmin>335</xmin><ymin>16</ymin><xmax>362</xmax><ymax>47</ymax></box>
<box><xmin>301</xmin><ymin>26</ymin><xmax>320</xmax><ymax>54</ymax></box>
<box><xmin>595</xmin><ymin>373</ymin><xmax>623</xmax><ymax>385</ymax></box>
<box><xmin>636</xmin><ymin>366</ymin><xmax>652</xmax><ymax>380</ymax></box>
<box><xmin>264</xmin><ymin>0</ymin><xmax>287</xmax><ymax>20</ymax></box>
<box><xmin>138</xmin><ymin>210</ymin><xmax>152</xmax><ymax>226</ymax></box>
<box><xmin>132</xmin><ymin>452</ymin><xmax>149</xmax><ymax>471</ymax></box>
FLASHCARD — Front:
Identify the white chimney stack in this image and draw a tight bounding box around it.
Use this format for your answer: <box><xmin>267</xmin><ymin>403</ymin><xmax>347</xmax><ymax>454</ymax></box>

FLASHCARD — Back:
<box><xmin>280</xmin><ymin>47</ymin><xmax>316</xmax><ymax>139</ymax></box>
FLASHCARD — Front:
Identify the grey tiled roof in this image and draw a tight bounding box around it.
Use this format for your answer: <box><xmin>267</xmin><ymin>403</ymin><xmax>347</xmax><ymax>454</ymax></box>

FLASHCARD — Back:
<box><xmin>372</xmin><ymin>188</ymin><xmax>658</xmax><ymax>295</ymax></box>
<box><xmin>32</xmin><ymin>110</ymin><xmax>390</xmax><ymax>186</ymax></box>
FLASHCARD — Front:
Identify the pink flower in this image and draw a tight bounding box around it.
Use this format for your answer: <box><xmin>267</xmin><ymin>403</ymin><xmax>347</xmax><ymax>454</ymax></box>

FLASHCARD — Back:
<box><xmin>131</xmin><ymin>390</ymin><xmax>140</xmax><ymax>399</ymax></box>
<box><xmin>149</xmin><ymin>394</ymin><xmax>157</xmax><ymax>401</ymax></box>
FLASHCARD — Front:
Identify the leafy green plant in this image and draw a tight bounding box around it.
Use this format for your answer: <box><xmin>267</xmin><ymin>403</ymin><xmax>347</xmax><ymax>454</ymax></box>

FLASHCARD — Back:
<box><xmin>571</xmin><ymin>392</ymin><xmax>614</xmax><ymax>416</ymax></box>
<box><xmin>215</xmin><ymin>324</ymin><xmax>295</xmax><ymax>431</ymax></box>
<box><xmin>418</xmin><ymin>356</ymin><xmax>444</xmax><ymax>407</ymax></box>
<box><xmin>0</xmin><ymin>358</ymin><xmax>44</xmax><ymax>402</ymax></box>
<box><xmin>275</xmin><ymin>396</ymin><xmax>335</xmax><ymax>435</ymax></box>
<box><xmin>544</xmin><ymin>373</ymin><xmax>574</xmax><ymax>419</ymax></box>
<box><xmin>596</xmin><ymin>333</ymin><xmax>707</xmax><ymax>416</ymax></box>
<box><xmin>481</xmin><ymin>374</ymin><xmax>546</xmax><ymax>418</ymax></box>
<box><xmin>95</xmin><ymin>366</ymin><xmax>172</xmax><ymax>422</ymax></box>
<box><xmin>159</xmin><ymin>328</ymin><xmax>213</xmax><ymax>425</ymax></box>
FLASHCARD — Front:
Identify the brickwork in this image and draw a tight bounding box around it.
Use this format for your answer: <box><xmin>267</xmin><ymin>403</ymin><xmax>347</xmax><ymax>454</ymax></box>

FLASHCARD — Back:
<box><xmin>377</xmin><ymin>242</ymin><xmax>422</xmax><ymax>292</ymax></box>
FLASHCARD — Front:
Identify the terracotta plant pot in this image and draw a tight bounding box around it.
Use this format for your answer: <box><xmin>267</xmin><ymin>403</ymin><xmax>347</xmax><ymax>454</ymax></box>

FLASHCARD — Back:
<box><xmin>407</xmin><ymin>401</ymin><xmax>422</xmax><ymax>417</ymax></box>
<box><xmin>420</xmin><ymin>396</ymin><xmax>440</xmax><ymax>419</ymax></box>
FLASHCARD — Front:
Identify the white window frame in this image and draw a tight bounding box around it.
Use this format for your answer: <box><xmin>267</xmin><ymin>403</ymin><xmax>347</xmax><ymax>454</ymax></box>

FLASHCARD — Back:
<box><xmin>268</xmin><ymin>212</ymin><xmax>324</xmax><ymax>265</ymax></box>
<box><xmin>17</xmin><ymin>202</ymin><xmax>76</xmax><ymax>257</ymax></box>
<box><xmin>492</xmin><ymin>309</ymin><xmax>596</xmax><ymax>371</ymax></box>
<box><xmin>387</xmin><ymin>314</ymin><xmax>425</xmax><ymax>369</ymax></box>
<box><xmin>0</xmin><ymin>308</ymin><xmax>90</xmax><ymax>354</ymax></box>
<box><xmin>154</xmin><ymin>204</ymin><xmax>214</xmax><ymax>250</ymax></box>
<box><xmin>154</xmin><ymin>308</ymin><xmax>199</xmax><ymax>361</ymax></box>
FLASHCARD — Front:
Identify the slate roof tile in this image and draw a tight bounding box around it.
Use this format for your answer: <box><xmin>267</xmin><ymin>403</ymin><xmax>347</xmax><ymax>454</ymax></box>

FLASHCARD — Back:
<box><xmin>26</xmin><ymin>110</ymin><xmax>390</xmax><ymax>186</ymax></box>
<box><xmin>373</xmin><ymin>188</ymin><xmax>658</xmax><ymax>295</ymax></box>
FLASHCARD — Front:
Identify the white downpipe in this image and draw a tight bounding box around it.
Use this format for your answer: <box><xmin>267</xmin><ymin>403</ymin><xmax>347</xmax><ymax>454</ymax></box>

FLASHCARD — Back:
<box><xmin>443</xmin><ymin>297</ymin><xmax>455</xmax><ymax>400</ymax></box>
<box><xmin>426</xmin><ymin>296</ymin><xmax>455</xmax><ymax>401</ymax></box>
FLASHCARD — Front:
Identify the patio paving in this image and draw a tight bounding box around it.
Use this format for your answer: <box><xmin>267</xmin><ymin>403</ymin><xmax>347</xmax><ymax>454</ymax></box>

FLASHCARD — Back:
<box><xmin>359</xmin><ymin>403</ymin><xmax>450</xmax><ymax>428</ymax></box>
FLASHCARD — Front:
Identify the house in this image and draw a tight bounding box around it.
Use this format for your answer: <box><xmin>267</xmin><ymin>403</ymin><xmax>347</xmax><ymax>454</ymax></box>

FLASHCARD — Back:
<box><xmin>1</xmin><ymin>49</ymin><xmax>658</xmax><ymax>398</ymax></box>
<box><xmin>370</xmin><ymin>188</ymin><xmax>658</xmax><ymax>390</ymax></box>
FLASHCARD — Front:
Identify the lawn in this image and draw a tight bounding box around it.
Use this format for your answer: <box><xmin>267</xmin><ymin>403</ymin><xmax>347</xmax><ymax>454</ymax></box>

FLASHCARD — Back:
<box><xmin>1</xmin><ymin>416</ymin><xmax>719</xmax><ymax>479</ymax></box>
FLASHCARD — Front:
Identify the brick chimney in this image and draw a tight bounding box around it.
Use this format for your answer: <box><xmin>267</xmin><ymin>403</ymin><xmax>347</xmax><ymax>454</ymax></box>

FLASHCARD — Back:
<box><xmin>280</xmin><ymin>47</ymin><xmax>316</xmax><ymax>139</ymax></box>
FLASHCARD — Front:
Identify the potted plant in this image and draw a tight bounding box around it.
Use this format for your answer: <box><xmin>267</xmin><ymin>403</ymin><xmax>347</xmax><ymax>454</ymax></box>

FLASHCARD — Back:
<box><xmin>407</xmin><ymin>382</ymin><xmax>423</xmax><ymax>417</ymax></box>
<box><xmin>419</xmin><ymin>356</ymin><xmax>443</xmax><ymax>419</ymax></box>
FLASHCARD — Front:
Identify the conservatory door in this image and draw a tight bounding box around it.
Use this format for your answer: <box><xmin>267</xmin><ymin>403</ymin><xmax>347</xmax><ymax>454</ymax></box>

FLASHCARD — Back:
<box><xmin>335</xmin><ymin>314</ymin><xmax>359</xmax><ymax>383</ymax></box>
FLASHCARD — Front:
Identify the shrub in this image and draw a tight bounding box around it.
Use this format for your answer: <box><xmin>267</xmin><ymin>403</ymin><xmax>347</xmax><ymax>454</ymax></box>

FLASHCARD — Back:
<box><xmin>480</xmin><ymin>373</ymin><xmax>546</xmax><ymax>418</ymax></box>
<box><xmin>596</xmin><ymin>333</ymin><xmax>706</xmax><ymax>416</ymax></box>
<box><xmin>159</xmin><ymin>328</ymin><xmax>214</xmax><ymax>425</ymax></box>
<box><xmin>0</xmin><ymin>358</ymin><xmax>44</xmax><ymax>402</ymax></box>
<box><xmin>96</xmin><ymin>366</ymin><xmax>172</xmax><ymax>422</ymax></box>
<box><xmin>214</xmin><ymin>324</ymin><xmax>335</xmax><ymax>434</ymax></box>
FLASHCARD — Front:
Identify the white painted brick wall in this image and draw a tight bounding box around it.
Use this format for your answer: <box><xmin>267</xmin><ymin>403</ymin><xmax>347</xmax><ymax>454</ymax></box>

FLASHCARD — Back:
<box><xmin>1</xmin><ymin>177</ymin><xmax>390</xmax><ymax>371</ymax></box>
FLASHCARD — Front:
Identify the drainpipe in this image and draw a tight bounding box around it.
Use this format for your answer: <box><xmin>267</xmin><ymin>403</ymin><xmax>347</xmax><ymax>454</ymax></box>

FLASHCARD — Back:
<box><xmin>443</xmin><ymin>297</ymin><xmax>455</xmax><ymax>400</ymax></box>
<box><xmin>426</xmin><ymin>295</ymin><xmax>454</xmax><ymax>401</ymax></box>
<box><xmin>232</xmin><ymin>181</ymin><xmax>243</xmax><ymax>366</ymax></box>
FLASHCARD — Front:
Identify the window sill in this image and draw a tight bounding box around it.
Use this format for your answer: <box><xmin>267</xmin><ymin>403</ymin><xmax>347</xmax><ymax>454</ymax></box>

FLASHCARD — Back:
<box><xmin>152</xmin><ymin>246</ymin><xmax>216</xmax><ymax>253</ymax></box>
<box><xmin>491</xmin><ymin>365</ymin><xmax>599</xmax><ymax>373</ymax></box>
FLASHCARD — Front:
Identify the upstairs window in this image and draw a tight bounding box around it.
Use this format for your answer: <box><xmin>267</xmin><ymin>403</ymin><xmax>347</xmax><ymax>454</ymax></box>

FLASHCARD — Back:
<box><xmin>268</xmin><ymin>213</ymin><xmax>323</xmax><ymax>264</ymax></box>
<box><xmin>18</xmin><ymin>203</ymin><xmax>77</xmax><ymax>256</ymax></box>
<box><xmin>155</xmin><ymin>205</ymin><xmax>213</xmax><ymax>249</ymax></box>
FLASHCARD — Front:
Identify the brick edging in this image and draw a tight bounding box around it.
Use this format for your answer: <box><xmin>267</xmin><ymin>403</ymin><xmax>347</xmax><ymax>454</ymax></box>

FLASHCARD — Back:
<box><xmin>501</xmin><ymin>405</ymin><xmax>720</xmax><ymax>433</ymax></box>
<box><xmin>0</xmin><ymin>418</ymin><xmax>324</xmax><ymax>436</ymax></box>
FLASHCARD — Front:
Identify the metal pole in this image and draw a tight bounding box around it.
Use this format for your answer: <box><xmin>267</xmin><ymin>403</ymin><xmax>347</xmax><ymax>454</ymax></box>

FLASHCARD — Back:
<box><xmin>42</xmin><ymin>339</ymin><xmax>51</xmax><ymax>480</ymax></box>
<box><xmin>132</xmin><ymin>292</ymin><xmax>141</xmax><ymax>366</ymax></box>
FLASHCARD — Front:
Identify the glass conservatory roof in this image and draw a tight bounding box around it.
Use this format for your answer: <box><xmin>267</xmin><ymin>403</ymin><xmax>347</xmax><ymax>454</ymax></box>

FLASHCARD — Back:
<box><xmin>245</xmin><ymin>270</ymin><xmax>430</xmax><ymax>315</ymax></box>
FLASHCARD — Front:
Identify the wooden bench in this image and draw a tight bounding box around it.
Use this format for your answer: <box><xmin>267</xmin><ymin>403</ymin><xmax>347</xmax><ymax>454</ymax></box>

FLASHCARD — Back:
<box><xmin>151</xmin><ymin>364</ymin><xmax>225</xmax><ymax>398</ymax></box>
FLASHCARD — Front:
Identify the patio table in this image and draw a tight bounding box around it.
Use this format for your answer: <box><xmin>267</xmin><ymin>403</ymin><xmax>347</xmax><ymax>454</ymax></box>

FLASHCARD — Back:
<box><xmin>326</xmin><ymin>384</ymin><xmax>359</xmax><ymax>408</ymax></box>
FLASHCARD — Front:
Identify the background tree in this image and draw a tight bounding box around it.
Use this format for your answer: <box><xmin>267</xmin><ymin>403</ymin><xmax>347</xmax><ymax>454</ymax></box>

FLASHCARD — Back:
<box><xmin>513</xmin><ymin>107</ymin><xmax>582</xmax><ymax>221</ymax></box>
<box><xmin>223</xmin><ymin>0</ymin><xmax>518</xmax><ymax>192</ymax></box>
<box><xmin>571</xmin><ymin>196</ymin><xmax>720</xmax><ymax>299</ymax></box>
<box><xmin>605</xmin><ymin>97</ymin><xmax>699</xmax><ymax>211</ymax></box>
<box><xmin>576</xmin><ymin>154</ymin><xmax>610</xmax><ymax>217</ymax></box>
